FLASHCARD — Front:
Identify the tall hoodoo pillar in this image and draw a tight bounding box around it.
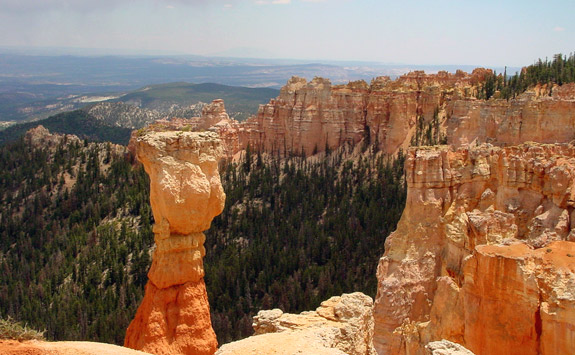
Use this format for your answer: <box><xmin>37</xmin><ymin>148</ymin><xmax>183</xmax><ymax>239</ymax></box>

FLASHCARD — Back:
<box><xmin>125</xmin><ymin>129</ymin><xmax>225</xmax><ymax>355</ymax></box>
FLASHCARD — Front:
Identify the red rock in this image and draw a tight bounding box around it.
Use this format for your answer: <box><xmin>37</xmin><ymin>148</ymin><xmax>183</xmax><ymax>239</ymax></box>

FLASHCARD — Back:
<box><xmin>125</xmin><ymin>281</ymin><xmax>217</xmax><ymax>355</ymax></box>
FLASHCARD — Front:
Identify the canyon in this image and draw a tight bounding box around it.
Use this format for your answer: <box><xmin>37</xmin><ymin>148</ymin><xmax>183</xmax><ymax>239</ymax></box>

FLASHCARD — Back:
<box><xmin>203</xmin><ymin>74</ymin><xmax>575</xmax><ymax>354</ymax></box>
<box><xmin>126</xmin><ymin>72</ymin><xmax>575</xmax><ymax>354</ymax></box>
<box><xmin>7</xmin><ymin>69</ymin><xmax>575</xmax><ymax>355</ymax></box>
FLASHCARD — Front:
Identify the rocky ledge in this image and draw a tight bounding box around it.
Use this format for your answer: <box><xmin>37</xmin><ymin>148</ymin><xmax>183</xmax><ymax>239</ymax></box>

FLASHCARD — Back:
<box><xmin>216</xmin><ymin>292</ymin><xmax>375</xmax><ymax>355</ymax></box>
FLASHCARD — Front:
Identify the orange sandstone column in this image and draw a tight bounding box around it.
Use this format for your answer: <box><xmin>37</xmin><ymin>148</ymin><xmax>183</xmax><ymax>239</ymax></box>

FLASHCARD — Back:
<box><xmin>125</xmin><ymin>130</ymin><xmax>225</xmax><ymax>355</ymax></box>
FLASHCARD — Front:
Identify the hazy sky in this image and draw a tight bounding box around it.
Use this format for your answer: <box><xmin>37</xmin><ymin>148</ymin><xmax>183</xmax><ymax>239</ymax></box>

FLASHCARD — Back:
<box><xmin>0</xmin><ymin>0</ymin><xmax>573</xmax><ymax>66</ymax></box>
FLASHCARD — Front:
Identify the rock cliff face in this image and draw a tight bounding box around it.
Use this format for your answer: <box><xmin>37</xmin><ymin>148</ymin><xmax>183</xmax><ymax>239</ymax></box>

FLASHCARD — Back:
<box><xmin>425</xmin><ymin>340</ymin><xmax>474</xmax><ymax>355</ymax></box>
<box><xmin>153</xmin><ymin>75</ymin><xmax>575</xmax><ymax>161</ymax></box>
<box><xmin>373</xmin><ymin>143</ymin><xmax>575</xmax><ymax>354</ymax></box>
<box><xmin>216</xmin><ymin>292</ymin><xmax>375</xmax><ymax>355</ymax></box>
<box><xmin>238</xmin><ymin>70</ymin><xmax>484</xmax><ymax>156</ymax></box>
<box><xmin>154</xmin><ymin>71</ymin><xmax>484</xmax><ymax>159</ymax></box>
<box><xmin>125</xmin><ymin>129</ymin><xmax>225</xmax><ymax>355</ymax></box>
<box><xmin>447</xmin><ymin>83</ymin><xmax>575</xmax><ymax>148</ymax></box>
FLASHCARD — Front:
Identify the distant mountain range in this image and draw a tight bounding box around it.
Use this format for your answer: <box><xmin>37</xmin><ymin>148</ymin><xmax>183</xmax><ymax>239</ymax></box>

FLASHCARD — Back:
<box><xmin>110</xmin><ymin>82</ymin><xmax>278</xmax><ymax>121</ymax></box>
<box><xmin>0</xmin><ymin>82</ymin><xmax>280</xmax><ymax>145</ymax></box>
<box><xmin>0</xmin><ymin>78</ymin><xmax>279</xmax><ymax>126</ymax></box>
<box><xmin>0</xmin><ymin>52</ymin><xmax>518</xmax><ymax>125</ymax></box>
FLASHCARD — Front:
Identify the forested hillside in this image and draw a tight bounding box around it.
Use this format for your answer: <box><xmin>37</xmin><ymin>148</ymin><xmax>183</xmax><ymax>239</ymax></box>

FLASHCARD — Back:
<box><xmin>205</xmin><ymin>146</ymin><xmax>406</xmax><ymax>342</ymax></box>
<box><xmin>0</xmin><ymin>130</ymin><xmax>406</xmax><ymax>345</ymax></box>
<box><xmin>479</xmin><ymin>52</ymin><xmax>575</xmax><ymax>99</ymax></box>
<box><xmin>0</xmin><ymin>133</ymin><xmax>152</xmax><ymax>343</ymax></box>
<box><xmin>112</xmin><ymin>82</ymin><xmax>278</xmax><ymax>121</ymax></box>
<box><xmin>0</xmin><ymin>110</ymin><xmax>133</xmax><ymax>146</ymax></box>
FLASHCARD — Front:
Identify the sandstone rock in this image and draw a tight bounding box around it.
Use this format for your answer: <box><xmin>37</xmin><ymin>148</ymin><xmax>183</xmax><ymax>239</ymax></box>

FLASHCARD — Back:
<box><xmin>125</xmin><ymin>129</ymin><xmax>225</xmax><ymax>355</ymax></box>
<box><xmin>239</xmin><ymin>71</ymin><xmax>482</xmax><ymax>157</ymax></box>
<box><xmin>425</xmin><ymin>340</ymin><xmax>475</xmax><ymax>355</ymax></box>
<box><xmin>216</xmin><ymin>331</ymin><xmax>347</xmax><ymax>355</ymax></box>
<box><xmin>461</xmin><ymin>241</ymin><xmax>575</xmax><ymax>355</ymax></box>
<box><xmin>137</xmin><ymin>72</ymin><xmax>575</xmax><ymax>162</ymax></box>
<box><xmin>125</xmin><ymin>281</ymin><xmax>216</xmax><ymax>355</ymax></box>
<box><xmin>239</xmin><ymin>77</ymin><xmax>369</xmax><ymax>157</ymax></box>
<box><xmin>446</xmin><ymin>88</ymin><xmax>575</xmax><ymax>148</ymax></box>
<box><xmin>552</xmin><ymin>82</ymin><xmax>575</xmax><ymax>99</ymax></box>
<box><xmin>217</xmin><ymin>292</ymin><xmax>375</xmax><ymax>355</ymax></box>
<box><xmin>374</xmin><ymin>143</ymin><xmax>575</xmax><ymax>354</ymax></box>
<box><xmin>137</xmin><ymin>99</ymin><xmax>241</xmax><ymax>160</ymax></box>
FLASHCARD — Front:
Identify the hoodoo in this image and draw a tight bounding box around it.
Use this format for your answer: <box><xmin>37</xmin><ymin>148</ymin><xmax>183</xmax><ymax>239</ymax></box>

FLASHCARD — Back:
<box><xmin>124</xmin><ymin>128</ymin><xmax>225</xmax><ymax>355</ymax></box>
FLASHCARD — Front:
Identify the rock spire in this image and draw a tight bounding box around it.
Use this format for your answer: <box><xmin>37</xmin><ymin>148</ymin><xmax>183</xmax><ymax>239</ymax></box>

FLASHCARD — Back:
<box><xmin>125</xmin><ymin>129</ymin><xmax>225</xmax><ymax>355</ymax></box>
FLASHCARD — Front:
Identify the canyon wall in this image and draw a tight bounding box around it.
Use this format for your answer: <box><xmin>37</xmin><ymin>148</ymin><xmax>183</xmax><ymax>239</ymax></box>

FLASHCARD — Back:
<box><xmin>152</xmin><ymin>75</ymin><xmax>575</xmax><ymax>162</ymax></box>
<box><xmin>125</xmin><ymin>129</ymin><xmax>225</xmax><ymax>355</ymax></box>
<box><xmin>237</xmin><ymin>70</ymin><xmax>485</xmax><ymax>156</ymax></box>
<box><xmin>447</xmin><ymin>83</ymin><xmax>575</xmax><ymax>148</ymax></box>
<box><xmin>166</xmin><ymin>70</ymin><xmax>486</xmax><ymax>159</ymax></box>
<box><xmin>373</xmin><ymin>143</ymin><xmax>575</xmax><ymax>354</ymax></box>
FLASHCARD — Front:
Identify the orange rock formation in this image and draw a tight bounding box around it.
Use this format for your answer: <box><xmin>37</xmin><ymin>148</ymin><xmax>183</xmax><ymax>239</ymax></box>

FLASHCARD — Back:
<box><xmin>238</xmin><ymin>70</ymin><xmax>483</xmax><ymax>156</ymax></box>
<box><xmin>157</xmin><ymin>70</ymin><xmax>487</xmax><ymax>160</ymax></box>
<box><xmin>373</xmin><ymin>143</ymin><xmax>575</xmax><ymax>354</ymax></box>
<box><xmin>447</xmin><ymin>83</ymin><xmax>575</xmax><ymax>148</ymax></box>
<box><xmin>125</xmin><ymin>130</ymin><xmax>225</xmax><ymax>355</ymax></box>
<box><xmin>129</xmin><ymin>72</ymin><xmax>575</xmax><ymax>355</ymax></box>
<box><xmin>163</xmin><ymin>74</ymin><xmax>575</xmax><ymax>162</ymax></box>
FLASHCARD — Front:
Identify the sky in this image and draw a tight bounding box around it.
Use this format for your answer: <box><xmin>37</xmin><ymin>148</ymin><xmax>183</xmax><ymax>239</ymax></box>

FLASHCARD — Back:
<box><xmin>0</xmin><ymin>0</ymin><xmax>573</xmax><ymax>67</ymax></box>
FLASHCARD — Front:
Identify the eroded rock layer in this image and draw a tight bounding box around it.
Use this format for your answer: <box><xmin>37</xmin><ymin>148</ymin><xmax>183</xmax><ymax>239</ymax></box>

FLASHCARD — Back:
<box><xmin>373</xmin><ymin>143</ymin><xmax>575</xmax><ymax>354</ymax></box>
<box><xmin>216</xmin><ymin>292</ymin><xmax>375</xmax><ymax>355</ymax></box>
<box><xmin>153</xmin><ymin>76</ymin><xmax>575</xmax><ymax>161</ymax></box>
<box><xmin>238</xmin><ymin>70</ymin><xmax>486</xmax><ymax>156</ymax></box>
<box><xmin>447</xmin><ymin>83</ymin><xmax>575</xmax><ymax>148</ymax></box>
<box><xmin>125</xmin><ymin>130</ymin><xmax>225</xmax><ymax>355</ymax></box>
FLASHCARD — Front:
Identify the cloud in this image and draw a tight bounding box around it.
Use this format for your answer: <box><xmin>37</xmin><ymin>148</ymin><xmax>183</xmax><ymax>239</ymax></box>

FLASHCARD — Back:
<box><xmin>553</xmin><ymin>26</ymin><xmax>565</xmax><ymax>32</ymax></box>
<box><xmin>272</xmin><ymin>0</ymin><xmax>291</xmax><ymax>3</ymax></box>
